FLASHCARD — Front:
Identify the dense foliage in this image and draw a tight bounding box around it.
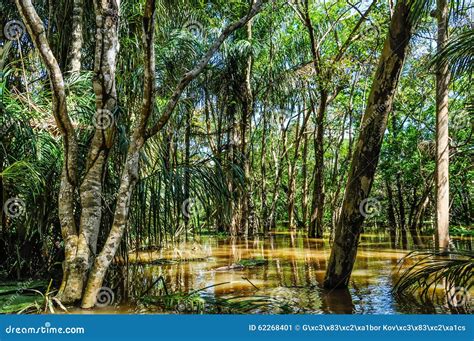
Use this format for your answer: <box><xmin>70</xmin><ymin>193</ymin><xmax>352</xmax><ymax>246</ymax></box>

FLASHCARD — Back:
<box><xmin>0</xmin><ymin>0</ymin><xmax>472</xmax><ymax>287</ymax></box>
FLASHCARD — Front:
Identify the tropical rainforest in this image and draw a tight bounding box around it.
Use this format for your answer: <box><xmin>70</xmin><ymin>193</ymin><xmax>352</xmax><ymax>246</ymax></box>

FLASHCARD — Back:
<box><xmin>0</xmin><ymin>0</ymin><xmax>472</xmax><ymax>314</ymax></box>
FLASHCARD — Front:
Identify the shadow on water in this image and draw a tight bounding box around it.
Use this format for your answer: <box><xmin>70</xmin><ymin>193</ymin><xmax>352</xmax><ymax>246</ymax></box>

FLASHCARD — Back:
<box><xmin>95</xmin><ymin>231</ymin><xmax>472</xmax><ymax>314</ymax></box>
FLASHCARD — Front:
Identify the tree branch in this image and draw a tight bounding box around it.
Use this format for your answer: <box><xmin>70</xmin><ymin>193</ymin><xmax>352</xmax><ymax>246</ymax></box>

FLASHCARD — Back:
<box><xmin>145</xmin><ymin>0</ymin><xmax>265</xmax><ymax>138</ymax></box>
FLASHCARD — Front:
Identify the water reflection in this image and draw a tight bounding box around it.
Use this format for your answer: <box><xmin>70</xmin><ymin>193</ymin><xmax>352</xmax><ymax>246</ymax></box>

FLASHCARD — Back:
<box><xmin>121</xmin><ymin>232</ymin><xmax>472</xmax><ymax>314</ymax></box>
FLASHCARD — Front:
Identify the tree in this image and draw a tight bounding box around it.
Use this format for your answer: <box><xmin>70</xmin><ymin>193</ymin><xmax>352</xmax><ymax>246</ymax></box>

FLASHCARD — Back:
<box><xmin>15</xmin><ymin>0</ymin><xmax>265</xmax><ymax>308</ymax></box>
<box><xmin>434</xmin><ymin>0</ymin><xmax>450</xmax><ymax>251</ymax></box>
<box><xmin>323</xmin><ymin>0</ymin><xmax>414</xmax><ymax>288</ymax></box>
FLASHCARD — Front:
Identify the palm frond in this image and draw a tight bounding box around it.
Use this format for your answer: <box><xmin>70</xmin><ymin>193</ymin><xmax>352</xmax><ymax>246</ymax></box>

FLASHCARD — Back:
<box><xmin>393</xmin><ymin>250</ymin><xmax>473</xmax><ymax>309</ymax></box>
<box><xmin>432</xmin><ymin>29</ymin><xmax>474</xmax><ymax>76</ymax></box>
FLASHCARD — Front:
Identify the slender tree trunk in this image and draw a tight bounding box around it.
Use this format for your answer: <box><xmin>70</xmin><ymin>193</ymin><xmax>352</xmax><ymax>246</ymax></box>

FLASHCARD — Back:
<box><xmin>301</xmin><ymin>124</ymin><xmax>309</xmax><ymax>228</ymax></box>
<box><xmin>16</xmin><ymin>0</ymin><xmax>80</xmax><ymax>303</ymax></box>
<box><xmin>287</xmin><ymin>105</ymin><xmax>300</xmax><ymax>230</ymax></box>
<box><xmin>323</xmin><ymin>0</ymin><xmax>413</xmax><ymax>289</ymax></box>
<box><xmin>260</xmin><ymin>105</ymin><xmax>268</xmax><ymax>233</ymax></box>
<box><xmin>267</xmin><ymin>119</ymin><xmax>288</xmax><ymax>230</ymax></box>
<box><xmin>396</xmin><ymin>173</ymin><xmax>407</xmax><ymax>248</ymax></box>
<box><xmin>184</xmin><ymin>107</ymin><xmax>191</xmax><ymax>236</ymax></box>
<box><xmin>69</xmin><ymin>0</ymin><xmax>84</xmax><ymax>72</ymax></box>
<box><xmin>309</xmin><ymin>92</ymin><xmax>327</xmax><ymax>238</ymax></box>
<box><xmin>287</xmin><ymin>106</ymin><xmax>309</xmax><ymax>230</ymax></box>
<box><xmin>240</xmin><ymin>20</ymin><xmax>254</xmax><ymax>235</ymax></box>
<box><xmin>385</xmin><ymin>179</ymin><xmax>397</xmax><ymax>248</ymax></box>
<box><xmin>435</xmin><ymin>0</ymin><xmax>450</xmax><ymax>251</ymax></box>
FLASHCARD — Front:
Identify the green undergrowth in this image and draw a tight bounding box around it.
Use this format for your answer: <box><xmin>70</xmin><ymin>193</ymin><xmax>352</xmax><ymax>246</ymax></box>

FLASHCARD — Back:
<box><xmin>237</xmin><ymin>258</ymin><xmax>268</xmax><ymax>267</ymax></box>
<box><xmin>450</xmin><ymin>226</ymin><xmax>473</xmax><ymax>237</ymax></box>
<box><xmin>0</xmin><ymin>280</ymin><xmax>48</xmax><ymax>314</ymax></box>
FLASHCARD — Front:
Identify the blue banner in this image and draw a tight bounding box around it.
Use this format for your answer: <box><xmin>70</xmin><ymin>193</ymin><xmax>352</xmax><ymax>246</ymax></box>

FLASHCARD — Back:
<box><xmin>1</xmin><ymin>314</ymin><xmax>472</xmax><ymax>341</ymax></box>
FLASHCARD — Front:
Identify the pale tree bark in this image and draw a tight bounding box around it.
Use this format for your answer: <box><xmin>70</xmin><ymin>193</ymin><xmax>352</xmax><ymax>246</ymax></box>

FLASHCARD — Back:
<box><xmin>69</xmin><ymin>0</ymin><xmax>84</xmax><ymax>72</ymax></box>
<box><xmin>435</xmin><ymin>0</ymin><xmax>450</xmax><ymax>251</ymax></box>
<box><xmin>267</xmin><ymin>116</ymin><xmax>290</xmax><ymax>230</ymax></box>
<box><xmin>58</xmin><ymin>0</ymin><xmax>121</xmax><ymax>303</ymax></box>
<box><xmin>15</xmin><ymin>0</ymin><xmax>80</xmax><ymax>301</ymax></box>
<box><xmin>301</xmin><ymin>119</ymin><xmax>309</xmax><ymax>227</ymax></box>
<box><xmin>385</xmin><ymin>179</ymin><xmax>397</xmax><ymax>248</ymax></box>
<box><xmin>240</xmin><ymin>19</ymin><xmax>254</xmax><ymax>235</ymax></box>
<box><xmin>19</xmin><ymin>0</ymin><xmax>120</xmax><ymax>303</ymax></box>
<box><xmin>323</xmin><ymin>0</ymin><xmax>413</xmax><ymax>289</ymax></box>
<box><xmin>287</xmin><ymin>106</ymin><xmax>310</xmax><ymax>230</ymax></box>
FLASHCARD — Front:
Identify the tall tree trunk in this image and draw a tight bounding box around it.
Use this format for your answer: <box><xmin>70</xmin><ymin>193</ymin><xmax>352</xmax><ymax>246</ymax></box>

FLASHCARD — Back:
<box><xmin>287</xmin><ymin>106</ymin><xmax>309</xmax><ymax>230</ymax></box>
<box><xmin>309</xmin><ymin>91</ymin><xmax>327</xmax><ymax>238</ymax></box>
<box><xmin>58</xmin><ymin>0</ymin><xmax>120</xmax><ymax>303</ymax></box>
<box><xmin>184</xmin><ymin>107</ymin><xmax>191</xmax><ymax>238</ymax></box>
<box><xmin>396</xmin><ymin>173</ymin><xmax>407</xmax><ymax>248</ymax></box>
<box><xmin>301</xmin><ymin>123</ymin><xmax>309</xmax><ymax>228</ymax></box>
<box><xmin>16</xmin><ymin>0</ymin><xmax>80</xmax><ymax>303</ymax></box>
<box><xmin>435</xmin><ymin>0</ymin><xmax>450</xmax><ymax>251</ymax></box>
<box><xmin>323</xmin><ymin>0</ymin><xmax>413</xmax><ymax>289</ymax></box>
<box><xmin>385</xmin><ymin>179</ymin><xmax>397</xmax><ymax>248</ymax></box>
<box><xmin>267</xmin><ymin>119</ymin><xmax>288</xmax><ymax>230</ymax></box>
<box><xmin>240</xmin><ymin>20</ymin><xmax>254</xmax><ymax>235</ymax></box>
<box><xmin>69</xmin><ymin>0</ymin><xmax>84</xmax><ymax>72</ymax></box>
<box><xmin>260</xmin><ymin>104</ymin><xmax>268</xmax><ymax>233</ymax></box>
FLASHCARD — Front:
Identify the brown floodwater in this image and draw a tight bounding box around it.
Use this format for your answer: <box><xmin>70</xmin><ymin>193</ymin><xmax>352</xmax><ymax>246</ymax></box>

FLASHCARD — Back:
<box><xmin>87</xmin><ymin>232</ymin><xmax>473</xmax><ymax>315</ymax></box>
